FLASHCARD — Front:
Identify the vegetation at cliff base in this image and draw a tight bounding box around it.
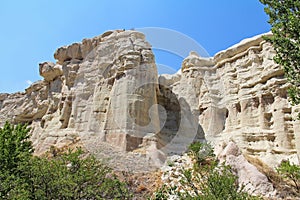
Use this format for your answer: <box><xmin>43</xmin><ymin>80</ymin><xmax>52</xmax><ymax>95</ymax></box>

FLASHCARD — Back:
<box><xmin>276</xmin><ymin>160</ymin><xmax>300</xmax><ymax>192</ymax></box>
<box><xmin>260</xmin><ymin>0</ymin><xmax>300</xmax><ymax>115</ymax></box>
<box><xmin>151</xmin><ymin>142</ymin><xmax>261</xmax><ymax>200</ymax></box>
<box><xmin>0</xmin><ymin>122</ymin><xmax>131</xmax><ymax>199</ymax></box>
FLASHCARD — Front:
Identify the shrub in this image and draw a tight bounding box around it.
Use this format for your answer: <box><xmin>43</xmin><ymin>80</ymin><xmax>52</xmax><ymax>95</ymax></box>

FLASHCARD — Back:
<box><xmin>276</xmin><ymin>160</ymin><xmax>300</xmax><ymax>192</ymax></box>
<box><xmin>151</xmin><ymin>185</ymin><xmax>178</xmax><ymax>200</ymax></box>
<box><xmin>188</xmin><ymin>141</ymin><xmax>215</xmax><ymax>165</ymax></box>
<box><xmin>0</xmin><ymin>122</ymin><xmax>32</xmax><ymax>199</ymax></box>
<box><xmin>198</xmin><ymin>164</ymin><xmax>259</xmax><ymax>200</ymax></box>
<box><xmin>0</xmin><ymin>122</ymin><xmax>132</xmax><ymax>199</ymax></box>
<box><xmin>152</xmin><ymin>141</ymin><xmax>261</xmax><ymax>200</ymax></box>
<box><xmin>29</xmin><ymin>148</ymin><xmax>132</xmax><ymax>199</ymax></box>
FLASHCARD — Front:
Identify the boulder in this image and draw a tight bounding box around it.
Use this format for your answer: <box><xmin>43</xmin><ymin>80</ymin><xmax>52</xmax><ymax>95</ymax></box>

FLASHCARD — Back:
<box><xmin>39</xmin><ymin>62</ymin><xmax>63</xmax><ymax>81</ymax></box>
<box><xmin>216</xmin><ymin>141</ymin><xmax>276</xmax><ymax>197</ymax></box>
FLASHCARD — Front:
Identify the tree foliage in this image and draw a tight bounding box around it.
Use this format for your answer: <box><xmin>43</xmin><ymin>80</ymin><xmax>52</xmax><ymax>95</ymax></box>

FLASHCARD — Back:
<box><xmin>260</xmin><ymin>0</ymin><xmax>300</xmax><ymax>111</ymax></box>
<box><xmin>0</xmin><ymin>122</ymin><xmax>33</xmax><ymax>198</ymax></box>
<box><xmin>28</xmin><ymin>148</ymin><xmax>131</xmax><ymax>199</ymax></box>
<box><xmin>276</xmin><ymin>160</ymin><xmax>300</xmax><ymax>192</ymax></box>
<box><xmin>0</xmin><ymin>122</ymin><xmax>131</xmax><ymax>199</ymax></box>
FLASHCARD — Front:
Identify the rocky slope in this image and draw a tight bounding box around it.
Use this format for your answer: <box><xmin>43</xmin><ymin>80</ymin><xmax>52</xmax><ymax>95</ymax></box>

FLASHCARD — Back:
<box><xmin>0</xmin><ymin>30</ymin><xmax>299</xmax><ymax>169</ymax></box>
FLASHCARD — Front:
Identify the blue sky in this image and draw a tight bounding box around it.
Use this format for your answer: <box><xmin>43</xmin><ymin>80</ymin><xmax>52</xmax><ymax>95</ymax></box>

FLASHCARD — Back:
<box><xmin>0</xmin><ymin>0</ymin><xmax>270</xmax><ymax>93</ymax></box>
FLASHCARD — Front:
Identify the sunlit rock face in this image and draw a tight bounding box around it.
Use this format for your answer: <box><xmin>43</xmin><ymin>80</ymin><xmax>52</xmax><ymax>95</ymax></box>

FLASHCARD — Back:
<box><xmin>70</xmin><ymin>31</ymin><xmax>162</xmax><ymax>152</ymax></box>
<box><xmin>0</xmin><ymin>30</ymin><xmax>299</xmax><ymax>168</ymax></box>
<box><xmin>0</xmin><ymin>30</ymin><xmax>203</xmax><ymax>166</ymax></box>
<box><xmin>161</xmin><ymin>33</ymin><xmax>300</xmax><ymax>167</ymax></box>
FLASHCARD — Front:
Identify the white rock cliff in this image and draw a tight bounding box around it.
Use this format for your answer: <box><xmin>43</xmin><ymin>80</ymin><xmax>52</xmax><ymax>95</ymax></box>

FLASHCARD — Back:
<box><xmin>160</xmin><ymin>32</ymin><xmax>300</xmax><ymax>167</ymax></box>
<box><xmin>0</xmin><ymin>30</ymin><xmax>299</xmax><ymax>169</ymax></box>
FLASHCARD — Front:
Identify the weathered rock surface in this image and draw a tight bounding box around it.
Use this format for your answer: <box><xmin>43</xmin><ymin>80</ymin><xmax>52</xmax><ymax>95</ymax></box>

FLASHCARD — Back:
<box><xmin>0</xmin><ymin>30</ymin><xmax>299</xmax><ymax>171</ymax></box>
<box><xmin>160</xmin><ymin>32</ymin><xmax>300</xmax><ymax>167</ymax></box>
<box><xmin>0</xmin><ymin>30</ymin><xmax>203</xmax><ymax>169</ymax></box>
<box><xmin>39</xmin><ymin>62</ymin><xmax>63</xmax><ymax>82</ymax></box>
<box><xmin>215</xmin><ymin>141</ymin><xmax>276</xmax><ymax>197</ymax></box>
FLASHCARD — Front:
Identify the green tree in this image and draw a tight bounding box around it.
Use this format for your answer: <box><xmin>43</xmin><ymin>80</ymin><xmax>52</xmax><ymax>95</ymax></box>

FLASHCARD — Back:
<box><xmin>0</xmin><ymin>122</ymin><xmax>32</xmax><ymax>172</ymax></box>
<box><xmin>0</xmin><ymin>122</ymin><xmax>33</xmax><ymax>198</ymax></box>
<box><xmin>0</xmin><ymin>122</ymin><xmax>132</xmax><ymax>199</ymax></box>
<box><xmin>260</xmin><ymin>0</ymin><xmax>300</xmax><ymax>114</ymax></box>
<box><xmin>29</xmin><ymin>148</ymin><xmax>132</xmax><ymax>199</ymax></box>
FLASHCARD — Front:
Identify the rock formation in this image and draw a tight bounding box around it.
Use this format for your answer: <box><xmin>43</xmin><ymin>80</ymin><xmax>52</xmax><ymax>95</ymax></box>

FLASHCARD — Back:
<box><xmin>160</xmin><ymin>33</ymin><xmax>300</xmax><ymax>167</ymax></box>
<box><xmin>0</xmin><ymin>30</ymin><xmax>299</xmax><ymax>169</ymax></box>
<box><xmin>215</xmin><ymin>141</ymin><xmax>275</xmax><ymax>197</ymax></box>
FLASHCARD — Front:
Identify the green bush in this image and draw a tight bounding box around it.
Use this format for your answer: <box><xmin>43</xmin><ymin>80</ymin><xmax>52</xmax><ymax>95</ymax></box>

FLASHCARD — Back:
<box><xmin>199</xmin><ymin>165</ymin><xmax>259</xmax><ymax>200</ymax></box>
<box><xmin>0</xmin><ymin>122</ymin><xmax>131</xmax><ymax>199</ymax></box>
<box><xmin>276</xmin><ymin>160</ymin><xmax>300</xmax><ymax>192</ymax></box>
<box><xmin>151</xmin><ymin>185</ymin><xmax>178</xmax><ymax>200</ymax></box>
<box><xmin>28</xmin><ymin>148</ymin><xmax>131</xmax><ymax>199</ymax></box>
<box><xmin>188</xmin><ymin>141</ymin><xmax>215</xmax><ymax>165</ymax></box>
<box><xmin>152</xmin><ymin>166</ymin><xmax>259</xmax><ymax>200</ymax></box>
<box><xmin>0</xmin><ymin>122</ymin><xmax>32</xmax><ymax>199</ymax></box>
<box><xmin>152</xmin><ymin>141</ymin><xmax>261</xmax><ymax>200</ymax></box>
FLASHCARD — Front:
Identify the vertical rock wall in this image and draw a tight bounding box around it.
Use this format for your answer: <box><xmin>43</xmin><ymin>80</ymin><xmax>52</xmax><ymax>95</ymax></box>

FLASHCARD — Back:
<box><xmin>0</xmin><ymin>31</ymin><xmax>299</xmax><ymax>167</ymax></box>
<box><xmin>161</xmin><ymin>33</ymin><xmax>300</xmax><ymax>167</ymax></box>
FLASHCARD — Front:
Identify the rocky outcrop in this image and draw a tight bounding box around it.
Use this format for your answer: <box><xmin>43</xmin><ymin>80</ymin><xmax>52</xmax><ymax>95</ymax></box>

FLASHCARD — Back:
<box><xmin>0</xmin><ymin>30</ymin><xmax>299</xmax><ymax>169</ymax></box>
<box><xmin>215</xmin><ymin>141</ymin><xmax>275</xmax><ymax>197</ymax></box>
<box><xmin>160</xmin><ymin>33</ymin><xmax>300</xmax><ymax>167</ymax></box>
<box><xmin>0</xmin><ymin>30</ymin><xmax>203</xmax><ymax>167</ymax></box>
<box><xmin>39</xmin><ymin>62</ymin><xmax>63</xmax><ymax>82</ymax></box>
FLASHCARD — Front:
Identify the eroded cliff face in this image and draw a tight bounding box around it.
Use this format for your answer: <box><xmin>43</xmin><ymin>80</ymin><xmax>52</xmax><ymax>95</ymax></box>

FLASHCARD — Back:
<box><xmin>0</xmin><ymin>30</ymin><xmax>203</xmax><ymax>169</ymax></box>
<box><xmin>0</xmin><ymin>30</ymin><xmax>299</xmax><ymax>168</ymax></box>
<box><xmin>161</xmin><ymin>33</ymin><xmax>300</xmax><ymax>167</ymax></box>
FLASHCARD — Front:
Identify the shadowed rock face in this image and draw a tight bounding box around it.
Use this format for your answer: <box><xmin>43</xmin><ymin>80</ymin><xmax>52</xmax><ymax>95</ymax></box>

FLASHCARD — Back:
<box><xmin>0</xmin><ymin>30</ymin><xmax>299</xmax><ymax>168</ymax></box>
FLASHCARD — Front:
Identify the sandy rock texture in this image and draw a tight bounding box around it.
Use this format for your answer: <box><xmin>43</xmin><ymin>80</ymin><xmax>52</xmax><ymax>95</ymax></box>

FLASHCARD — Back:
<box><xmin>161</xmin><ymin>33</ymin><xmax>300</xmax><ymax>167</ymax></box>
<box><xmin>0</xmin><ymin>30</ymin><xmax>202</xmax><ymax>168</ymax></box>
<box><xmin>215</xmin><ymin>141</ymin><xmax>276</xmax><ymax>197</ymax></box>
<box><xmin>0</xmin><ymin>30</ymin><xmax>299</xmax><ymax>169</ymax></box>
